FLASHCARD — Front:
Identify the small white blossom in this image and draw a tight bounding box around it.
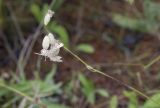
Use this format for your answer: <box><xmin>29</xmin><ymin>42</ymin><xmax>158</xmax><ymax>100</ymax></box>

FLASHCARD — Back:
<box><xmin>48</xmin><ymin>33</ymin><xmax>55</xmax><ymax>45</ymax></box>
<box><xmin>44</xmin><ymin>10</ymin><xmax>54</xmax><ymax>26</ymax></box>
<box><xmin>42</xmin><ymin>35</ymin><xmax>50</xmax><ymax>49</ymax></box>
<box><xmin>36</xmin><ymin>33</ymin><xmax>63</xmax><ymax>62</ymax></box>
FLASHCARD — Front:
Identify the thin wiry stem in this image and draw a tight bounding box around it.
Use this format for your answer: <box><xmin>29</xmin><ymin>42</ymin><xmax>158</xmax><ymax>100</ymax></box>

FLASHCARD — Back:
<box><xmin>6</xmin><ymin>3</ymin><xmax>25</xmax><ymax>44</ymax></box>
<box><xmin>144</xmin><ymin>55</ymin><xmax>160</xmax><ymax>69</ymax></box>
<box><xmin>63</xmin><ymin>46</ymin><xmax>160</xmax><ymax>106</ymax></box>
<box><xmin>0</xmin><ymin>31</ymin><xmax>17</xmax><ymax>63</ymax></box>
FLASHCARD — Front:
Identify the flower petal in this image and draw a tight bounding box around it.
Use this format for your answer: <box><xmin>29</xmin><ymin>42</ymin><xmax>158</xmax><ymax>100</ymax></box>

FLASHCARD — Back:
<box><xmin>42</xmin><ymin>36</ymin><xmax>50</xmax><ymax>50</ymax></box>
<box><xmin>48</xmin><ymin>33</ymin><xmax>55</xmax><ymax>45</ymax></box>
<box><xmin>50</xmin><ymin>56</ymin><xmax>62</xmax><ymax>62</ymax></box>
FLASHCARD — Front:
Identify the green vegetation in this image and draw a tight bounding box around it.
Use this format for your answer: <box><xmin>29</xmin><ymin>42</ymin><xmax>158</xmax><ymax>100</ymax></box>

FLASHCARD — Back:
<box><xmin>113</xmin><ymin>0</ymin><xmax>160</xmax><ymax>34</ymax></box>
<box><xmin>0</xmin><ymin>0</ymin><xmax>160</xmax><ymax>108</ymax></box>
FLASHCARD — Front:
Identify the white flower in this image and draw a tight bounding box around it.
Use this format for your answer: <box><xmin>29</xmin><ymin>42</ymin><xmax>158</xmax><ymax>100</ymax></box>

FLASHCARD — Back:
<box><xmin>42</xmin><ymin>35</ymin><xmax>50</xmax><ymax>49</ymax></box>
<box><xmin>44</xmin><ymin>10</ymin><xmax>54</xmax><ymax>26</ymax></box>
<box><xmin>35</xmin><ymin>33</ymin><xmax>63</xmax><ymax>62</ymax></box>
<box><xmin>48</xmin><ymin>33</ymin><xmax>55</xmax><ymax>45</ymax></box>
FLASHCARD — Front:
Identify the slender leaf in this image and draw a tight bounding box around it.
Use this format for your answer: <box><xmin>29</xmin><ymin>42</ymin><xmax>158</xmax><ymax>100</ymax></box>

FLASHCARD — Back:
<box><xmin>76</xmin><ymin>44</ymin><xmax>95</xmax><ymax>54</ymax></box>
<box><xmin>110</xmin><ymin>96</ymin><xmax>118</xmax><ymax>108</ymax></box>
<box><xmin>30</xmin><ymin>3</ymin><xmax>42</xmax><ymax>22</ymax></box>
<box><xmin>97</xmin><ymin>89</ymin><xmax>109</xmax><ymax>97</ymax></box>
<box><xmin>143</xmin><ymin>93</ymin><xmax>160</xmax><ymax>108</ymax></box>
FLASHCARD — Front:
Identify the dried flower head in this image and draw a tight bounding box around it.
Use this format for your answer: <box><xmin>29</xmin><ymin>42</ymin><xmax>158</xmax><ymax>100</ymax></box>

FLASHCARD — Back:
<box><xmin>36</xmin><ymin>33</ymin><xmax>63</xmax><ymax>62</ymax></box>
<box><xmin>44</xmin><ymin>10</ymin><xmax>54</xmax><ymax>26</ymax></box>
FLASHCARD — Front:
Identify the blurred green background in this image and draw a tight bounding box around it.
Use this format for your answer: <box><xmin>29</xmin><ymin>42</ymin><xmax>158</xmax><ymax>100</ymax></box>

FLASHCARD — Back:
<box><xmin>0</xmin><ymin>0</ymin><xmax>160</xmax><ymax>108</ymax></box>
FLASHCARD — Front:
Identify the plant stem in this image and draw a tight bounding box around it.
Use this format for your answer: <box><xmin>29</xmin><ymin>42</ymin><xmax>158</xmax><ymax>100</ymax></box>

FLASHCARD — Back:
<box><xmin>63</xmin><ymin>46</ymin><xmax>160</xmax><ymax>106</ymax></box>
<box><xmin>144</xmin><ymin>55</ymin><xmax>160</xmax><ymax>69</ymax></box>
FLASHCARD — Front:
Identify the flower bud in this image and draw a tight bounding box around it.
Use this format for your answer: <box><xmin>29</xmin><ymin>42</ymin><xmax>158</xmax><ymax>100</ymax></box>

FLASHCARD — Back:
<box><xmin>42</xmin><ymin>36</ymin><xmax>50</xmax><ymax>50</ymax></box>
<box><xmin>48</xmin><ymin>33</ymin><xmax>55</xmax><ymax>45</ymax></box>
<box><xmin>44</xmin><ymin>10</ymin><xmax>54</xmax><ymax>26</ymax></box>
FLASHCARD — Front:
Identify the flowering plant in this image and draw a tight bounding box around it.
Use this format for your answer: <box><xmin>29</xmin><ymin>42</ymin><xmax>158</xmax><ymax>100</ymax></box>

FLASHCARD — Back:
<box><xmin>36</xmin><ymin>10</ymin><xmax>63</xmax><ymax>62</ymax></box>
